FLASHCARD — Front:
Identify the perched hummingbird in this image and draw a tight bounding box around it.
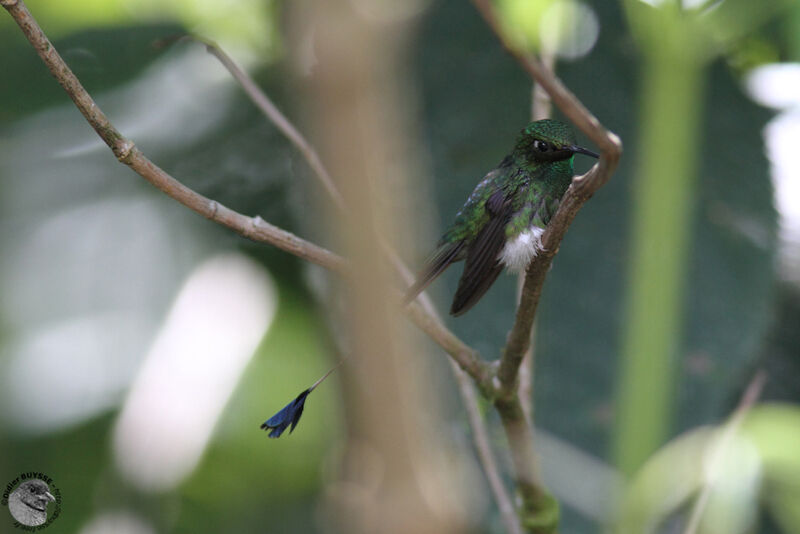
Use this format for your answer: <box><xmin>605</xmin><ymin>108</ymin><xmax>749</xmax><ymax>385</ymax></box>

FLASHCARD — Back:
<box><xmin>404</xmin><ymin>119</ymin><xmax>598</xmax><ymax>316</ymax></box>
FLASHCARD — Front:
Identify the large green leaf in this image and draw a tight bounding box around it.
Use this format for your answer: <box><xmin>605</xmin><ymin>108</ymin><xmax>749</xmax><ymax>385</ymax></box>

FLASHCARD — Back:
<box><xmin>412</xmin><ymin>0</ymin><xmax>776</xmax><ymax>529</ymax></box>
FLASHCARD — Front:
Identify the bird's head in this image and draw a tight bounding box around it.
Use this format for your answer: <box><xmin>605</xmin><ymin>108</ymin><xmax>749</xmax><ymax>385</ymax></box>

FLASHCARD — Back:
<box><xmin>514</xmin><ymin>119</ymin><xmax>599</xmax><ymax>163</ymax></box>
<box><xmin>11</xmin><ymin>480</ymin><xmax>55</xmax><ymax>512</ymax></box>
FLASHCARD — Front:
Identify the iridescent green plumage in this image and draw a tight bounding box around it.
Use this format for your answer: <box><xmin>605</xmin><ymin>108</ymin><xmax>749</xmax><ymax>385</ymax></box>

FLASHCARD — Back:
<box><xmin>405</xmin><ymin>119</ymin><xmax>598</xmax><ymax>316</ymax></box>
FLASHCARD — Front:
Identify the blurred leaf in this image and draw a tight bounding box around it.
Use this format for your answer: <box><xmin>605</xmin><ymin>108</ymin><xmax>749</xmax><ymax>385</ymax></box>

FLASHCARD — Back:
<box><xmin>495</xmin><ymin>0</ymin><xmax>600</xmax><ymax>59</ymax></box>
<box><xmin>0</xmin><ymin>24</ymin><xmax>180</xmax><ymax>121</ymax></box>
<box><xmin>1</xmin><ymin>0</ymin><xmax>278</xmax><ymax>53</ymax></box>
<box><xmin>743</xmin><ymin>404</ymin><xmax>800</xmax><ymax>479</ymax></box>
<box><xmin>696</xmin><ymin>432</ymin><xmax>761</xmax><ymax>534</ymax></box>
<box><xmin>769</xmin><ymin>488</ymin><xmax>800</xmax><ymax>534</ymax></box>
<box><xmin>726</xmin><ymin>36</ymin><xmax>781</xmax><ymax>74</ymax></box>
<box><xmin>703</xmin><ymin>0</ymin><xmax>796</xmax><ymax>52</ymax></box>
<box><xmin>618</xmin><ymin>422</ymin><xmax>762</xmax><ymax>534</ymax></box>
<box><xmin>788</xmin><ymin>3</ymin><xmax>800</xmax><ymax>61</ymax></box>
<box><xmin>618</xmin><ymin>426</ymin><xmax>711</xmax><ymax>533</ymax></box>
<box><xmin>742</xmin><ymin>404</ymin><xmax>800</xmax><ymax>534</ymax></box>
<box><xmin>495</xmin><ymin>0</ymin><xmax>554</xmax><ymax>52</ymax></box>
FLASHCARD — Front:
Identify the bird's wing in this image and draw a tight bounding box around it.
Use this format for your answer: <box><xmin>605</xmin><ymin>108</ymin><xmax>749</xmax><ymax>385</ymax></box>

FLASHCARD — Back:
<box><xmin>403</xmin><ymin>240</ymin><xmax>466</xmax><ymax>306</ymax></box>
<box><xmin>450</xmin><ymin>190</ymin><xmax>514</xmax><ymax>316</ymax></box>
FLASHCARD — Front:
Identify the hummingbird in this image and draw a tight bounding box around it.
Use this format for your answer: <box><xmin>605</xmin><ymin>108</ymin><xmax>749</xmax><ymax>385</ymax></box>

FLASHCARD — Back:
<box><xmin>404</xmin><ymin>119</ymin><xmax>598</xmax><ymax>316</ymax></box>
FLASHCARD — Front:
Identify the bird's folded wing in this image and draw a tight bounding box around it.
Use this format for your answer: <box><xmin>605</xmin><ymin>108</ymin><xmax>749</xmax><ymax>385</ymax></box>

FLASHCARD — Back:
<box><xmin>450</xmin><ymin>191</ymin><xmax>513</xmax><ymax>316</ymax></box>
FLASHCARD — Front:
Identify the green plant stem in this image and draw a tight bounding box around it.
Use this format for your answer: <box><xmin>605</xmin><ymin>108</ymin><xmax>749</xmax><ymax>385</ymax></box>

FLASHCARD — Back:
<box><xmin>615</xmin><ymin>49</ymin><xmax>704</xmax><ymax>477</ymax></box>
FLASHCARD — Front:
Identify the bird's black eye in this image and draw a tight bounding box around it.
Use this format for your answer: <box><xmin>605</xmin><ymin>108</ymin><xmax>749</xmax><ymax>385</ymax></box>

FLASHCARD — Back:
<box><xmin>533</xmin><ymin>140</ymin><xmax>552</xmax><ymax>152</ymax></box>
<box><xmin>29</xmin><ymin>486</ymin><xmax>36</xmax><ymax>493</ymax></box>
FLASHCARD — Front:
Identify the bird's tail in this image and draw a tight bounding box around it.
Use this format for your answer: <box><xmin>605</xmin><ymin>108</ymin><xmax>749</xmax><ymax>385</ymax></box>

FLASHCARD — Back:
<box><xmin>402</xmin><ymin>241</ymin><xmax>465</xmax><ymax>307</ymax></box>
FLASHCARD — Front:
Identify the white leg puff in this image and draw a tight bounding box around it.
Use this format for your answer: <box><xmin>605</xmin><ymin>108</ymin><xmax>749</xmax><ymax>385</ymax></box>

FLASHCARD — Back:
<box><xmin>498</xmin><ymin>227</ymin><xmax>545</xmax><ymax>272</ymax></box>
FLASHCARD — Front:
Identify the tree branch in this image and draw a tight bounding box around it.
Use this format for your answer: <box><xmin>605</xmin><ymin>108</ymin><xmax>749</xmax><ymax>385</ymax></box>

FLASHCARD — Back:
<box><xmin>0</xmin><ymin>0</ymin><xmax>342</xmax><ymax>274</ymax></box>
<box><xmin>495</xmin><ymin>396</ymin><xmax>558</xmax><ymax>533</ymax></box>
<box><xmin>0</xmin><ymin>0</ymin><xmax>492</xmax><ymax>387</ymax></box>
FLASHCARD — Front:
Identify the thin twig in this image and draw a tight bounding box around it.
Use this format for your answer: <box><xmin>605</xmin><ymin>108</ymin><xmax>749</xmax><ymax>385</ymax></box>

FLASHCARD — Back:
<box><xmin>682</xmin><ymin>371</ymin><xmax>767</xmax><ymax>534</ymax></box>
<box><xmin>455</xmin><ymin>362</ymin><xmax>523</xmax><ymax>534</ymax></box>
<box><xmin>168</xmin><ymin>34</ymin><xmax>346</xmax><ymax>211</ymax></box>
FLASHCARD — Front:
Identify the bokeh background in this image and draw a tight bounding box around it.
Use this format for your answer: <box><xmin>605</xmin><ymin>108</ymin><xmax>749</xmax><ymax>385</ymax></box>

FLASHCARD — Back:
<box><xmin>1</xmin><ymin>0</ymin><xmax>799</xmax><ymax>532</ymax></box>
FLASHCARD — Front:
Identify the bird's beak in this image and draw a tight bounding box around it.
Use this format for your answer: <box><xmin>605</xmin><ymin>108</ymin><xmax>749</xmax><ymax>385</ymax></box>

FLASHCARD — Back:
<box><xmin>568</xmin><ymin>145</ymin><xmax>599</xmax><ymax>159</ymax></box>
<box><xmin>44</xmin><ymin>492</ymin><xmax>55</xmax><ymax>502</ymax></box>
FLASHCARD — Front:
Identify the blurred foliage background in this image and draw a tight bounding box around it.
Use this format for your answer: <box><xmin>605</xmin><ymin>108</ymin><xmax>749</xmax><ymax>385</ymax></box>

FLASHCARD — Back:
<box><xmin>1</xmin><ymin>0</ymin><xmax>800</xmax><ymax>533</ymax></box>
